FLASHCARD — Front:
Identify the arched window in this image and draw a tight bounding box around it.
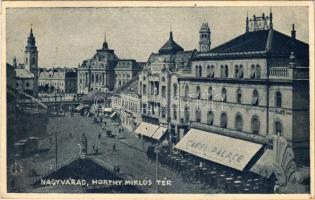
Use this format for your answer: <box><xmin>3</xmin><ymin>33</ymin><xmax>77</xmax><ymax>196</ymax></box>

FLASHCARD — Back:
<box><xmin>173</xmin><ymin>84</ymin><xmax>178</xmax><ymax>98</ymax></box>
<box><xmin>235</xmin><ymin>113</ymin><xmax>243</xmax><ymax>131</ymax></box>
<box><xmin>196</xmin><ymin>107</ymin><xmax>201</xmax><ymax>122</ymax></box>
<box><xmin>251</xmin><ymin>115</ymin><xmax>260</xmax><ymax>134</ymax></box>
<box><xmin>208</xmin><ymin>87</ymin><xmax>213</xmax><ymax>100</ymax></box>
<box><xmin>275</xmin><ymin>91</ymin><xmax>282</xmax><ymax>108</ymax></box>
<box><xmin>96</xmin><ymin>74</ymin><xmax>99</xmax><ymax>83</ymax></box>
<box><xmin>221</xmin><ymin>87</ymin><xmax>227</xmax><ymax>102</ymax></box>
<box><xmin>237</xmin><ymin>88</ymin><xmax>242</xmax><ymax>104</ymax></box>
<box><xmin>207</xmin><ymin>111</ymin><xmax>214</xmax><ymax>125</ymax></box>
<box><xmin>196</xmin><ymin>86</ymin><xmax>201</xmax><ymax>99</ymax></box>
<box><xmin>91</xmin><ymin>74</ymin><xmax>95</xmax><ymax>83</ymax></box>
<box><xmin>199</xmin><ymin>65</ymin><xmax>203</xmax><ymax>77</ymax></box>
<box><xmin>275</xmin><ymin>120</ymin><xmax>283</xmax><ymax>136</ymax></box>
<box><xmin>184</xmin><ymin>85</ymin><xmax>189</xmax><ymax>98</ymax></box>
<box><xmin>184</xmin><ymin>106</ymin><xmax>190</xmax><ymax>123</ymax></box>
<box><xmin>225</xmin><ymin>65</ymin><xmax>229</xmax><ymax>77</ymax></box>
<box><xmin>252</xmin><ymin>89</ymin><xmax>259</xmax><ymax>106</ymax></box>
<box><xmin>220</xmin><ymin>112</ymin><xmax>227</xmax><ymax>128</ymax></box>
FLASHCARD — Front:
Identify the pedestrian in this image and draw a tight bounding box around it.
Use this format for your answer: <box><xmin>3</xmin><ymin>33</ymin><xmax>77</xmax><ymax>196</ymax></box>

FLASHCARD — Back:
<box><xmin>98</xmin><ymin>133</ymin><xmax>101</xmax><ymax>139</ymax></box>
<box><xmin>116</xmin><ymin>165</ymin><xmax>120</xmax><ymax>174</ymax></box>
<box><xmin>92</xmin><ymin>144</ymin><xmax>95</xmax><ymax>151</ymax></box>
<box><xmin>112</xmin><ymin>143</ymin><xmax>116</xmax><ymax>152</ymax></box>
<box><xmin>69</xmin><ymin>132</ymin><xmax>72</xmax><ymax>138</ymax></box>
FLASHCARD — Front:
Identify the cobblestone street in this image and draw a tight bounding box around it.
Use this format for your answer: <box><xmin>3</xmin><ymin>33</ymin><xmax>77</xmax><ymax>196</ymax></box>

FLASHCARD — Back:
<box><xmin>18</xmin><ymin>113</ymin><xmax>217</xmax><ymax>193</ymax></box>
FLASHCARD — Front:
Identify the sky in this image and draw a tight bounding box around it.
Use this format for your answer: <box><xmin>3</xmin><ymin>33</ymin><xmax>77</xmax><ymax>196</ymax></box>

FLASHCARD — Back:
<box><xmin>6</xmin><ymin>6</ymin><xmax>309</xmax><ymax>68</ymax></box>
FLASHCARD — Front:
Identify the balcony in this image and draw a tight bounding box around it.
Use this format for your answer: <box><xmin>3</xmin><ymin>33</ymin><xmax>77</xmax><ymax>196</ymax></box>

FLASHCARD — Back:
<box><xmin>269</xmin><ymin>67</ymin><xmax>309</xmax><ymax>80</ymax></box>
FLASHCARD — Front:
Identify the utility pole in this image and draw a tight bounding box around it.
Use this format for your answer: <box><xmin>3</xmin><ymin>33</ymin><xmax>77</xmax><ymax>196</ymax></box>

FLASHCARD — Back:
<box><xmin>155</xmin><ymin>141</ymin><xmax>160</xmax><ymax>193</ymax></box>
<box><xmin>55</xmin><ymin>131</ymin><xmax>58</xmax><ymax>169</ymax></box>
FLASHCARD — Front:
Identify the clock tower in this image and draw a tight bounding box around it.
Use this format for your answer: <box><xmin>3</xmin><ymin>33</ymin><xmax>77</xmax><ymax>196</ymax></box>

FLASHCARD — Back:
<box><xmin>199</xmin><ymin>22</ymin><xmax>211</xmax><ymax>53</ymax></box>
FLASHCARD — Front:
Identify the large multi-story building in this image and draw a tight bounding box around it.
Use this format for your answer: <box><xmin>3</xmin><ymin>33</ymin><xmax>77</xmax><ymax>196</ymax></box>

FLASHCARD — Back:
<box><xmin>137</xmin><ymin>31</ymin><xmax>197</xmax><ymax>144</ymax></box>
<box><xmin>177</xmin><ymin>13</ymin><xmax>309</xmax><ymax>162</ymax></box>
<box><xmin>13</xmin><ymin>27</ymin><xmax>39</xmax><ymax>97</ymax></box>
<box><xmin>38</xmin><ymin>68</ymin><xmax>77</xmax><ymax>94</ymax></box>
<box><xmin>77</xmin><ymin>38</ymin><xmax>143</xmax><ymax>94</ymax></box>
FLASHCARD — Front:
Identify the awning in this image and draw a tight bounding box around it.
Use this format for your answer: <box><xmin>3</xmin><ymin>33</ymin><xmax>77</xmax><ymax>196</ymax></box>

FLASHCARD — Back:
<box><xmin>250</xmin><ymin>149</ymin><xmax>274</xmax><ymax>178</ymax></box>
<box><xmin>134</xmin><ymin>122</ymin><xmax>159</xmax><ymax>138</ymax></box>
<box><xmin>110</xmin><ymin>112</ymin><xmax>117</xmax><ymax>118</ymax></box>
<box><xmin>152</xmin><ymin>127</ymin><xmax>167</xmax><ymax>140</ymax></box>
<box><xmin>75</xmin><ymin>104</ymin><xmax>89</xmax><ymax>111</ymax></box>
<box><xmin>175</xmin><ymin>128</ymin><xmax>263</xmax><ymax>171</ymax></box>
<box><xmin>103</xmin><ymin>107</ymin><xmax>112</xmax><ymax>112</ymax></box>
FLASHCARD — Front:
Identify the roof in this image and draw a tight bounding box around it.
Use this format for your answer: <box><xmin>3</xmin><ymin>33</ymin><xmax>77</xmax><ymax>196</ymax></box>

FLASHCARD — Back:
<box><xmin>120</xmin><ymin>78</ymin><xmax>139</xmax><ymax>95</ymax></box>
<box><xmin>81</xmin><ymin>90</ymin><xmax>113</xmax><ymax>102</ymax></box>
<box><xmin>15</xmin><ymin>68</ymin><xmax>34</xmax><ymax>79</ymax></box>
<box><xmin>158</xmin><ymin>32</ymin><xmax>184</xmax><ymax>54</ymax></box>
<box><xmin>194</xmin><ymin>29</ymin><xmax>309</xmax><ymax>61</ymax></box>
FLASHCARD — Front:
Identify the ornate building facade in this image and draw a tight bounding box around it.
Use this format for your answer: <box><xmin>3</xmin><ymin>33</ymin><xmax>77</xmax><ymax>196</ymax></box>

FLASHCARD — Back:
<box><xmin>177</xmin><ymin>13</ymin><xmax>309</xmax><ymax>164</ymax></box>
<box><xmin>77</xmin><ymin>38</ymin><xmax>143</xmax><ymax>94</ymax></box>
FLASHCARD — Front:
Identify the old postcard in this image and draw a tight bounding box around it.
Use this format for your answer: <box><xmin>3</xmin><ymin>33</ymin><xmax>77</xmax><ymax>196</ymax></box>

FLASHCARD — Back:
<box><xmin>1</xmin><ymin>1</ymin><xmax>314</xmax><ymax>199</ymax></box>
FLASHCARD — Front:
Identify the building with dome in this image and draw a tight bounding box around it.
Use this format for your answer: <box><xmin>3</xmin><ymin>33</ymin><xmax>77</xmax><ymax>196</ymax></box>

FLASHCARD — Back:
<box><xmin>136</xmin><ymin>31</ymin><xmax>197</xmax><ymax>145</ymax></box>
<box><xmin>77</xmin><ymin>38</ymin><xmax>143</xmax><ymax>94</ymax></box>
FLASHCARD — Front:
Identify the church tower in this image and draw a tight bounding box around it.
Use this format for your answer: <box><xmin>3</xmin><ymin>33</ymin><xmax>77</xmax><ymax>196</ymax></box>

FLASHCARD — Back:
<box><xmin>199</xmin><ymin>22</ymin><xmax>211</xmax><ymax>53</ymax></box>
<box><xmin>24</xmin><ymin>26</ymin><xmax>38</xmax><ymax>75</ymax></box>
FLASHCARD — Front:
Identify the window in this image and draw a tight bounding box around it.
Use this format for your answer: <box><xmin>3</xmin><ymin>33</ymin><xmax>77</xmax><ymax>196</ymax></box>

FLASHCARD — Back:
<box><xmin>143</xmin><ymin>84</ymin><xmax>147</xmax><ymax>95</ymax></box>
<box><xmin>173</xmin><ymin>84</ymin><xmax>178</xmax><ymax>98</ymax></box>
<box><xmin>173</xmin><ymin>105</ymin><xmax>177</xmax><ymax>120</ymax></box>
<box><xmin>139</xmin><ymin>82</ymin><xmax>142</xmax><ymax>94</ymax></box>
<box><xmin>196</xmin><ymin>108</ymin><xmax>201</xmax><ymax>122</ymax></box>
<box><xmin>250</xmin><ymin>64</ymin><xmax>261</xmax><ymax>79</ymax></box>
<box><xmin>235</xmin><ymin>113</ymin><xmax>243</xmax><ymax>131</ymax></box>
<box><xmin>208</xmin><ymin>87</ymin><xmax>213</xmax><ymax>100</ymax></box>
<box><xmin>162</xmin><ymin>77</ymin><xmax>165</xmax><ymax>82</ymax></box>
<box><xmin>91</xmin><ymin>74</ymin><xmax>94</xmax><ymax>83</ymax></box>
<box><xmin>96</xmin><ymin>74</ymin><xmax>99</xmax><ymax>83</ymax></box>
<box><xmin>275</xmin><ymin>91</ymin><xmax>282</xmax><ymax>108</ymax></box>
<box><xmin>25</xmin><ymin>57</ymin><xmax>28</xmax><ymax>64</ymax></box>
<box><xmin>275</xmin><ymin>121</ymin><xmax>283</xmax><ymax>136</ymax></box>
<box><xmin>235</xmin><ymin>64</ymin><xmax>244</xmax><ymax>78</ymax></box>
<box><xmin>26</xmin><ymin>82</ymin><xmax>30</xmax><ymax>87</ymax></box>
<box><xmin>196</xmin><ymin>86</ymin><xmax>201</xmax><ymax>99</ymax></box>
<box><xmin>184</xmin><ymin>85</ymin><xmax>189</xmax><ymax>98</ymax></box>
<box><xmin>252</xmin><ymin>89</ymin><xmax>259</xmax><ymax>106</ymax></box>
<box><xmin>142</xmin><ymin>104</ymin><xmax>147</xmax><ymax>114</ymax></box>
<box><xmin>251</xmin><ymin>115</ymin><xmax>260</xmax><ymax>134</ymax></box>
<box><xmin>224</xmin><ymin>65</ymin><xmax>228</xmax><ymax>77</ymax></box>
<box><xmin>220</xmin><ymin>112</ymin><xmax>227</xmax><ymax>128</ymax></box>
<box><xmin>184</xmin><ymin>106</ymin><xmax>190</xmax><ymax>123</ymax></box>
<box><xmin>236</xmin><ymin>88</ymin><xmax>242</xmax><ymax>104</ymax></box>
<box><xmin>162</xmin><ymin>86</ymin><xmax>166</xmax><ymax>97</ymax></box>
<box><xmin>221</xmin><ymin>87</ymin><xmax>227</xmax><ymax>102</ymax></box>
<box><xmin>207</xmin><ymin>111</ymin><xmax>214</xmax><ymax>125</ymax></box>
<box><xmin>162</xmin><ymin>106</ymin><xmax>166</xmax><ymax>118</ymax></box>
<box><xmin>196</xmin><ymin>65</ymin><xmax>202</xmax><ymax>77</ymax></box>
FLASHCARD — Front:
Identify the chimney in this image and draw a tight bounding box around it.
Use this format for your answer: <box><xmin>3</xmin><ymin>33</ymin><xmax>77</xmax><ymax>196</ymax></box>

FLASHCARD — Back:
<box><xmin>291</xmin><ymin>24</ymin><xmax>296</xmax><ymax>40</ymax></box>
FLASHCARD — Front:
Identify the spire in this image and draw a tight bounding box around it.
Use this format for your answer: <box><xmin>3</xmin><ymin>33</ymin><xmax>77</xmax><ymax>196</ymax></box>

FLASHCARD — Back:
<box><xmin>13</xmin><ymin>56</ymin><xmax>17</xmax><ymax>67</ymax></box>
<box><xmin>169</xmin><ymin>31</ymin><xmax>173</xmax><ymax>41</ymax></box>
<box><xmin>246</xmin><ymin>12</ymin><xmax>249</xmax><ymax>33</ymax></box>
<box><xmin>270</xmin><ymin>7</ymin><xmax>273</xmax><ymax>29</ymax></box>
<box><xmin>102</xmin><ymin>32</ymin><xmax>108</xmax><ymax>49</ymax></box>
<box><xmin>291</xmin><ymin>24</ymin><xmax>296</xmax><ymax>40</ymax></box>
